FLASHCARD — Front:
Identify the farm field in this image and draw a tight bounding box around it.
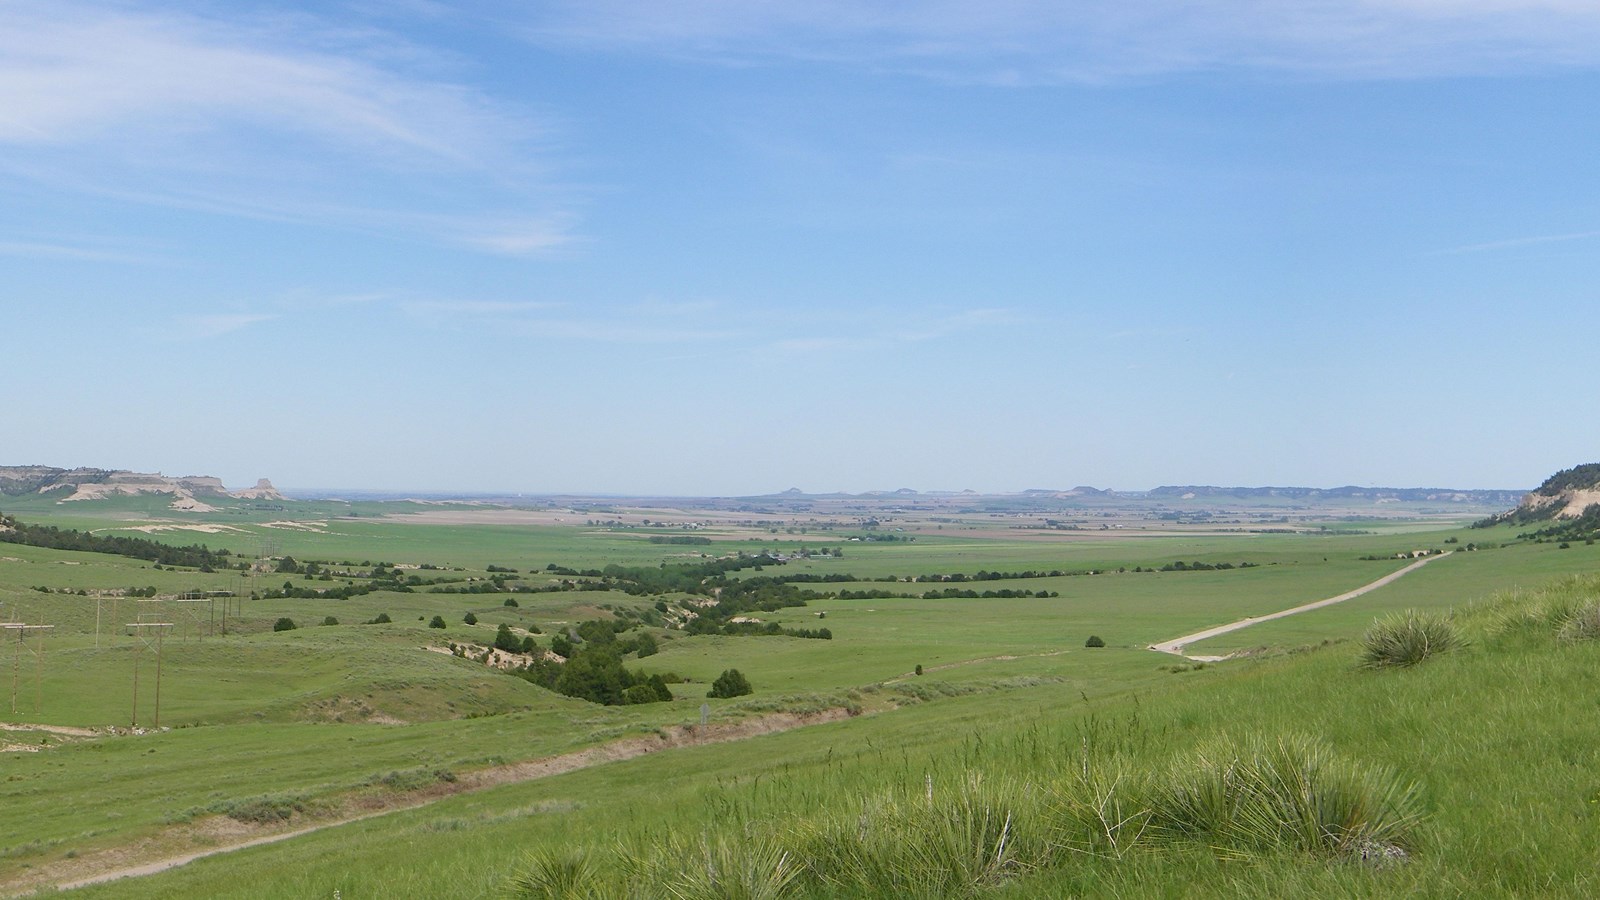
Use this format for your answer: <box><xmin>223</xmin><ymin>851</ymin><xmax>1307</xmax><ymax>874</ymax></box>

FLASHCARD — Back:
<box><xmin>1</xmin><ymin>495</ymin><xmax>1595</xmax><ymax>896</ymax></box>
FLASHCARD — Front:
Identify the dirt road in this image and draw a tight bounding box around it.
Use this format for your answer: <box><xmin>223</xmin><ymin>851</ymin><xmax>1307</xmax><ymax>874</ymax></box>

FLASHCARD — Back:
<box><xmin>1148</xmin><ymin>552</ymin><xmax>1451</xmax><ymax>661</ymax></box>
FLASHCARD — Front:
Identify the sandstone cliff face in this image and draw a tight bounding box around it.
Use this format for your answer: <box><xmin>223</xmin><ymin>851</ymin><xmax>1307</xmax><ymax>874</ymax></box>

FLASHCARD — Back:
<box><xmin>1518</xmin><ymin>488</ymin><xmax>1600</xmax><ymax>520</ymax></box>
<box><xmin>1494</xmin><ymin>463</ymin><xmax>1600</xmax><ymax>525</ymax></box>
<box><xmin>232</xmin><ymin>478</ymin><xmax>287</xmax><ymax>501</ymax></box>
<box><xmin>0</xmin><ymin>466</ymin><xmax>285</xmax><ymax>506</ymax></box>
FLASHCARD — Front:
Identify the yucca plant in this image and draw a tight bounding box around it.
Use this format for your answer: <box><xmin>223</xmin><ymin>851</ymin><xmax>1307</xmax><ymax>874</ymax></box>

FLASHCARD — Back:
<box><xmin>1360</xmin><ymin>610</ymin><xmax>1464</xmax><ymax>668</ymax></box>
<box><xmin>507</xmin><ymin>848</ymin><xmax>605</xmax><ymax>899</ymax></box>
<box><xmin>657</xmin><ymin>833</ymin><xmax>800</xmax><ymax>900</ymax></box>
<box><xmin>1044</xmin><ymin>756</ymin><xmax>1154</xmax><ymax>860</ymax></box>
<box><xmin>790</xmin><ymin>772</ymin><xmax>1040</xmax><ymax>897</ymax></box>
<box><xmin>1147</xmin><ymin>735</ymin><xmax>1427</xmax><ymax>859</ymax></box>
<box><xmin>1556</xmin><ymin>602</ymin><xmax>1600</xmax><ymax>643</ymax></box>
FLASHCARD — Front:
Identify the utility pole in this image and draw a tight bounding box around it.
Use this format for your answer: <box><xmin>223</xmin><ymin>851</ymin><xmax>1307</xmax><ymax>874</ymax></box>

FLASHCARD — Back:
<box><xmin>2</xmin><ymin>621</ymin><xmax>53</xmax><ymax>715</ymax></box>
<box><xmin>127</xmin><ymin>621</ymin><xmax>172</xmax><ymax>729</ymax></box>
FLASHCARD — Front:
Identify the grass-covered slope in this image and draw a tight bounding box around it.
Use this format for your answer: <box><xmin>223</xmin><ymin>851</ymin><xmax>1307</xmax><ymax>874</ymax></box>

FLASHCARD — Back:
<box><xmin>56</xmin><ymin>574</ymin><xmax>1600</xmax><ymax>899</ymax></box>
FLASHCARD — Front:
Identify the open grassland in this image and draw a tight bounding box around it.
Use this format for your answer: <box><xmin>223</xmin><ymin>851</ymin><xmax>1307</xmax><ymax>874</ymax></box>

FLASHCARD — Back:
<box><xmin>48</xmin><ymin>574</ymin><xmax>1600</xmax><ymax>898</ymax></box>
<box><xmin>1</xmin><ymin>499</ymin><xmax>1594</xmax><ymax>895</ymax></box>
<box><xmin>1188</xmin><ymin>528</ymin><xmax>1600</xmax><ymax>654</ymax></box>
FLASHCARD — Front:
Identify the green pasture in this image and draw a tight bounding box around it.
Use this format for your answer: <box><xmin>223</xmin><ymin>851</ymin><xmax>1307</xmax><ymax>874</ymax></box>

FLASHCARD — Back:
<box><xmin>745</xmin><ymin>527</ymin><xmax>1467</xmax><ymax>580</ymax></box>
<box><xmin>0</xmin><ymin>691</ymin><xmax>716</xmax><ymax>873</ymax></box>
<box><xmin>1189</xmin><ymin>532</ymin><xmax>1600</xmax><ymax>654</ymax></box>
<box><xmin>3</xmin><ymin>501</ymin><xmax>1595</xmax><ymax>896</ymax></box>
<box><xmin>61</xmin><ymin>575</ymin><xmax>1600</xmax><ymax>898</ymax></box>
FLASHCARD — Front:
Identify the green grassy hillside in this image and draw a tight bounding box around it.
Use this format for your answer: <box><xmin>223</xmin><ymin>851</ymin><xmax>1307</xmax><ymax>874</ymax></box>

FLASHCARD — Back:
<box><xmin>2</xmin><ymin>502</ymin><xmax>1596</xmax><ymax>896</ymax></box>
<box><xmin>49</xmin><ymin>574</ymin><xmax>1600</xmax><ymax>898</ymax></box>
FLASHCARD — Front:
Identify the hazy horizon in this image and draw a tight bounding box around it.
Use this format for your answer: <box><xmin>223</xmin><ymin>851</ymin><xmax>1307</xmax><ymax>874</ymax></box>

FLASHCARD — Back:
<box><xmin>0</xmin><ymin>462</ymin><xmax>1534</xmax><ymax>499</ymax></box>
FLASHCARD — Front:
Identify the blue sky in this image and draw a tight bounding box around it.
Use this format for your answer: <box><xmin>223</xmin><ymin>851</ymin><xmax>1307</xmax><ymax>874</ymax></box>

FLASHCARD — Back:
<box><xmin>4</xmin><ymin>1</ymin><xmax>1598</xmax><ymax>495</ymax></box>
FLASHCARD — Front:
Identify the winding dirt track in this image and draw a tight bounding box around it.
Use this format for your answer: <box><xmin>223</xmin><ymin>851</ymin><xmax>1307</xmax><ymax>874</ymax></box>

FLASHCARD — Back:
<box><xmin>14</xmin><ymin>709</ymin><xmax>851</xmax><ymax>896</ymax></box>
<box><xmin>1148</xmin><ymin>552</ymin><xmax>1451</xmax><ymax>661</ymax></box>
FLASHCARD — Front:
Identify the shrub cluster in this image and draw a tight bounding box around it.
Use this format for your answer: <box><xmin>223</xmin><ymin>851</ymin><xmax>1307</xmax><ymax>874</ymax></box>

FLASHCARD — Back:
<box><xmin>0</xmin><ymin>513</ymin><xmax>231</xmax><ymax>569</ymax></box>
<box><xmin>707</xmin><ymin>668</ymin><xmax>752</xmax><ymax>699</ymax></box>
<box><xmin>512</xmin><ymin>644</ymin><xmax>673</xmax><ymax>706</ymax></box>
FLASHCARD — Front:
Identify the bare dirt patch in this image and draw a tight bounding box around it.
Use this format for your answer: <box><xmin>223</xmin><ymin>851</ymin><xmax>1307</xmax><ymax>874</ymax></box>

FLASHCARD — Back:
<box><xmin>111</xmin><ymin>523</ymin><xmax>248</xmax><ymax>536</ymax></box>
<box><xmin>0</xmin><ymin>722</ymin><xmax>99</xmax><ymax>738</ymax></box>
<box><xmin>258</xmin><ymin>521</ymin><xmax>330</xmax><ymax>532</ymax></box>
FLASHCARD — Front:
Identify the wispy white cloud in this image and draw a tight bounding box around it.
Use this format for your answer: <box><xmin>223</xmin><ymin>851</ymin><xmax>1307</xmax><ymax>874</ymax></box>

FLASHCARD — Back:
<box><xmin>402</xmin><ymin>299</ymin><xmax>561</xmax><ymax>317</ymax></box>
<box><xmin>453</xmin><ymin>217</ymin><xmax>582</xmax><ymax>256</ymax></box>
<box><xmin>894</xmin><ymin>307</ymin><xmax>1021</xmax><ymax>342</ymax></box>
<box><xmin>0</xmin><ymin>3</ymin><xmax>515</xmax><ymax>159</ymax></box>
<box><xmin>163</xmin><ymin>313</ymin><xmax>277</xmax><ymax>341</ymax></box>
<box><xmin>0</xmin><ymin>237</ymin><xmax>164</xmax><ymax>265</ymax></box>
<box><xmin>766</xmin><ymin>306</ymin><xmax>1022</xmax><ymax>354</ymax></box>
<box><xmin>0</xmin><ymin>2</ymin><xmax>574</xmax><ymax>253</ymax></box>
<box><xmin>628</xmin><ymin>298</ymin><xmax>720</xmax><ymax>316</ymax></box>
<box><xmin>769</xmin><ymin>336</ymin><xmax>879</xmax><ymax>354</ymax></box>
<box><xmin>515</xmin><ymin>1</ymin><xmax>1600</xmax><ymax>80</ymax></box>
<box><xmin>526</xmin><ymin>320</ymin><xmax>740</xmax><ymax>343</ymax></box>
<box><xmin>396</xmin><ymin>295</ymin><xmax>737</xmax><ymax>342</ymax></box>
<box><xmin>1436</xmin><ymin>229</ymin><xmax>1600</xmax><ymax>255</ymax></box>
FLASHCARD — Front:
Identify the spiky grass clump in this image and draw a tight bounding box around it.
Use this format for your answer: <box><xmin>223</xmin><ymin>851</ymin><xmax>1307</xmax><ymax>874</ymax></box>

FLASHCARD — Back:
<box><xmin>1360</xmin><ymin>611</ymin><xmax>1464</xmax><ymax>668</ymax></box>
<box><xmin>624</xmin><ymin>833</ymin><xmax>800</xmax><ymax>900</ymax></box>
<box><xmin>790</xmin><ymin>772</ymin><xmax>1042</xmax><ymax>897</ymax></box>
<box><xmin>1555</xmin><ymin>603</ymin><xmax>1600</xmax><ymax>643</ymax></box>
<box><xmin>513</xmin><ymin>836</ymin><xmax>798</xmax><ymax>900</ymax></box>
<box><xmin>1466</xmin><ymin>575</ymin><xmax>1600</xmax><ymax>641</ymax></box>
<box><xmin>1045</xmin><ymin>757</ymin><xmax>1153</xmax><ymax>860</ymax></box>
<box><xmin>503</xmin><ymin>741</ymin><xmax>1425</xmax><ymax>897</ymax></box>
<box><xmin>508</xmin><ymin>848</ymin><xmax>608</xmax><ymax>900</ymax></box>
<box><xmin>1148</xmin><ymin>735</ymin><xmax>1426</xmax><ymax>859</ymax></box>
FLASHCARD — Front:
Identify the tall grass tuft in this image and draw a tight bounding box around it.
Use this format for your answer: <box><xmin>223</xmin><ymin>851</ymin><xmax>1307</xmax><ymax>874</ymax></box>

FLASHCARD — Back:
<box><xmin>1466</xmin><ymin>574</ymin><xmax>1600</xmax><ymax>641</ymax></box>
<box><xmin>507</xmin><ymin>848</ymin><xmax>607</xmax><ymax>899</ymax></box>
<box><xmin>505</xmin><ymin>738</ymin><xmax>1426</xmax><ymax>896</ymax></box>
<box><xmin>1045</xmin><ymin>756</ymin><xmax>1153</xmax><ymax>860</ymax></box>
<box><xmin>627</xmin><ymin>832</ymin><xmax>800</xmax><ymax>900</ymax></box>
<box><xmin>1148</xmin><ymin>734</ymin><xmax>1426</xmax><ymax>858</ymax></box>
<box><xmin>1360</xmin><ymin>610</ymin><xmax>1464</xmax><ymax>668</ymax></box>
<box><xmin>790</xmin><ymin>772</ymin><xmax>1042</xmax><ymax>897</ymax></box>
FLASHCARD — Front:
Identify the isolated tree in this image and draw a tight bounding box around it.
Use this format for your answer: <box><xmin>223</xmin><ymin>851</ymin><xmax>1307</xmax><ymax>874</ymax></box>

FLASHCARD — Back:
<box><xmin>707</xmin><ymin>668</ymin><xmax>752</xmax><ymax>699</ymax></box>
<box><xmin>503</xmin><ymin>597</ymin><xmax>519</xmax><ymax>607</ymax></box>
<box><xmin>494</xmin><ymin>623</ymin><xmax>522</xmax><ymax>653</ymax></box>
<box><xmin>636</xmin><ymin>632</ymin><xmax>659</xmax><ymax>658</ymax></box>
<box><xmin>550</xmin><ymin>634</ymin><xmax>574</xmax><ymax>659</ymax></box>
<box><xmin>322</xmin><ymin>616</ymin><xmax>338</xmax><ymax>626</ymax></box>
<box><xmin>1085</xmin><ymin>635</ymin><xmax>1106</xmax><ymax>648</ymax></box>
<box><xmin>555</xmin><ymin>648</ymin><xmax>626</xmax><ymax>705</ymax></box>
<box><xmin>369</xmin><ymin>612</ymin><xmax>392</xmax><ymax>624</ymax></box>
<box><xmin>429</xmin><ymin>615</ymin><xmax>447</xmax><ymax>629</ymax></box>
<box><xmin>273</xmin><ymin>617</ymin><xmax>297</xmax><ymax>632</ymax></box>
<box><xmin>463</xmin><ymin>612</ymin><xmax>478</xmax><ymax>625</ymax></box>
<box><xmin>621</xmin><ymin>674</ymin><xmax>673</xmax><ymax>705</ymax></box>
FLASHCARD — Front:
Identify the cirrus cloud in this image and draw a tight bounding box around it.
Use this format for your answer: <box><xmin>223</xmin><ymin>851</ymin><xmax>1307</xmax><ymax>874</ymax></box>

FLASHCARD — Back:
<box><xmin>0</xmin><ymin>2</ymin><xmax>575</xmax><ymax>255</ymax></box>
<box><xmin>514</xmin><ymin>0</ymin><xmax>1600</xmax><ymax>80</ymax></box>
